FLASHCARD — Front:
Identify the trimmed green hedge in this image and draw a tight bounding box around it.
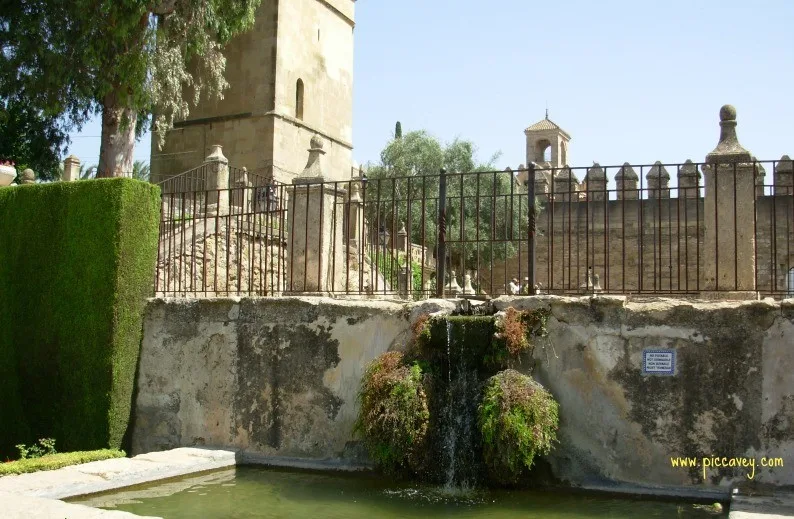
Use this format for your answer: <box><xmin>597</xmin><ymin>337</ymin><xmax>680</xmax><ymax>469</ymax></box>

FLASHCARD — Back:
<box><xmin>0</xmin><ymin>449</ymin><xmax>126</xmax><ymax>475</ymax></box>
<box><xmin>0</xmin><ymin>178</ymin><xmax>160</xmax><ymax>459</ymax></box>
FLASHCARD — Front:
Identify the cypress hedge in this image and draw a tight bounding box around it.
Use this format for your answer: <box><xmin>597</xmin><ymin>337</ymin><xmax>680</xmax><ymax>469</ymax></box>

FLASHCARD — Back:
<box><xmin>0</xmin><ymin>178</ymin><xmax>160</xmax><ymax>459</ymax></box>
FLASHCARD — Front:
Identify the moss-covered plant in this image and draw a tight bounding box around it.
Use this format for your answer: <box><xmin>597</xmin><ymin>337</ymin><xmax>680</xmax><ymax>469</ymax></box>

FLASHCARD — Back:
<box><xmin>354</xmin><ymin>351</ymin><xmax>429</xmax><ymax>476</ymax></box>
<box><xmin>478</xmin><ymin>369</ymin><xmax>559</xmax><ymax>485</ymax></box>
<box><xmin>494</xmin><ymin>307</ymin><xmax>529</xmax><ymax>356</ymax></box>
<box><xmin>490</xmin><ymin>307</ymin><xmax>551</xmax><ymax>368</ymax></box>
<box><xmin>411</xmin><ymin>313</ymin><xmax>432</xmax><ymax>347</ymax></box>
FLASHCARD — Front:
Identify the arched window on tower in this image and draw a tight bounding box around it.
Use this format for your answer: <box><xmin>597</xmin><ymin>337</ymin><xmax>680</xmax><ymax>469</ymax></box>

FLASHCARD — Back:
<box><xmin>534</xmin><ymin>139</ymin><xmax>551</xmax><ymax>163</ymax></box>
<box><xmin>296</xmin><ymin>79</ymin><xmax>305</xmax><ymax>120</ymax></box>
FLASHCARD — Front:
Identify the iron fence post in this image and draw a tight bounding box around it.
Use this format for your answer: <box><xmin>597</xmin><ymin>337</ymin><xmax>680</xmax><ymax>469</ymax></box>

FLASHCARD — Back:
<box><xmin>527</xmin><ymin>162</ymin><xmax>537</xmax><ymax>293</ymax></box>
<box><xmin>436</xmin><ymin>168</ymin><xmax>447</xmax><ymax>298</ymax></box>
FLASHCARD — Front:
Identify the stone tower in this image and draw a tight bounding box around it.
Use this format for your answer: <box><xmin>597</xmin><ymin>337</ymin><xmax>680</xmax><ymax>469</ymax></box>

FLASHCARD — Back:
<box><xmin>151</xmin><ymin>0</ymin><xmax>355</xmax><ymax>184</ymax></box>
<box><xmin>522</xmin><ymin>111</ymin><xmax>571</xmax><ymax>196</ymax></box>
<box><xmin>524</xmin><ymin>110</ymin><xmax>571</xmax><ymax>169</ymax></box>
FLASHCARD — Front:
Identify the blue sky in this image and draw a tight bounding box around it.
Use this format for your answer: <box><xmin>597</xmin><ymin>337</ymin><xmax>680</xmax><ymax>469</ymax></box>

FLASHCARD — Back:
<box><xmin>68</xmin><ymin>0</ymin><xmax>794</xmax><ymax>174</ymax></box>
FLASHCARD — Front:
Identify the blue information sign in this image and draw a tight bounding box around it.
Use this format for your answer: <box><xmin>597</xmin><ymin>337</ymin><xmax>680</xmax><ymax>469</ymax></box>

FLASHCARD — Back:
<box><xmin>642</xmin><ymin>349</ymin><xmax>675</xmax><ymax>376</ymax></box>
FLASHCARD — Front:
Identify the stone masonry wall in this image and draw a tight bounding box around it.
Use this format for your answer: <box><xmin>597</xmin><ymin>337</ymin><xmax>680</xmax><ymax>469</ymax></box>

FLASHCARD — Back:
<box><xmin>486</xmin><ymin>195</ymin><xmax>793</xmax><ymax>295</ymax></box>
<box><xmin>132</xmin><ymin>295</ymin><xmax>794</xmax><ymax>491</ymax></box>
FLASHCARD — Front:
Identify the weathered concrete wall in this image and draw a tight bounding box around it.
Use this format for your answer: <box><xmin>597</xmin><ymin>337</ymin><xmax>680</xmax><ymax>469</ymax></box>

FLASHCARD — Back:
<box><xmin>497</xmin><ymin>296</ymin><xmax>794</xmax><ymax>490</ymax></box>
<box><xmin>131</xmin><ymin>297</ymin><xmax>413</xmax><ymax>463</ymax></box>
<box><xmin>133</xmin><ymin>295</ymin><xmax>794</xmax><ymax>492</ymax></box>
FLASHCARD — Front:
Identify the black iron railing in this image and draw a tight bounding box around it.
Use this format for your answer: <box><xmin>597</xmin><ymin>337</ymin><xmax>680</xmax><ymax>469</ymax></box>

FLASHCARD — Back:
<box><xmin>153</xmin><ymin>158</ymin><xmax>794</xmax><ymax>299</ymax></box>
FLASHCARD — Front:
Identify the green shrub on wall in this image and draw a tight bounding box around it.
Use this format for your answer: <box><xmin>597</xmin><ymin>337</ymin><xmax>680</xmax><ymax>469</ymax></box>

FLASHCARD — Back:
<box><xmin>478</xmin><ymin>369</ymin><xmax>559</xmax><ymax>485</ymax></box>
<box><xmin>0</xmin><ymin>178</ymin><xmax>160</xmax><ymax>459</ymax></box>
<box><xmin>354</xmin><ymin>351</ymin><xmax>429</xmax><ymax>476</ymax></box>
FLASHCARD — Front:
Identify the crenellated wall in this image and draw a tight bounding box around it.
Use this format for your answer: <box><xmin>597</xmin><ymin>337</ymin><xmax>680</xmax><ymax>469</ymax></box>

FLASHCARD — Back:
<box><xmin>485</xmin><ymin>194</ymin><xmax>794</xmax><ymax>296</ymax></box>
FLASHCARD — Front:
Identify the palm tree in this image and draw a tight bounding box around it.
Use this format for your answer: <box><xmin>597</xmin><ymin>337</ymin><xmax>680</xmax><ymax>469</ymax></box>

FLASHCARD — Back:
<box><xmin>132</xmin><ymin>160</ymin><xmax>150</xmax><ymax>182</ymax></box>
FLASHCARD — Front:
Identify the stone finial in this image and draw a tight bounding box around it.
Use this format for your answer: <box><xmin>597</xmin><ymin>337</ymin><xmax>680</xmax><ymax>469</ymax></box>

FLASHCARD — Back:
<box><xmin>647</xmin><ymin>161</ymin><xmax>670</xmax><ymax>199</ymax></box>
<box><xmin>678</xmin><ymin>160</ymin><xmax>701</xmax><ymax>199</ymax></box>
<box><xmin>396</xmin><ymin>221</ymin><xmax>408</xmax><ymax>251</ymax></box>
<box><xmin>235</xmin><ymin>166</ymin><xmax>249</xmax><ymax>187</ymax></box>
<box><xmin>774</xmin><ymin>155</ymin><xmax>793</xmax><ymax>195</ymax></box>
<box><xmin>554</xmin><ymin>166</ymin><xmax>578</xmax><ymax>183</ymax></box>
<box><xmin>751</xmin><ymin>158</ymin><xmax>765</xmax><ymax>174</ymax></box>
<box><xmin>553</xmin><ymin>166</ymin><xmax>579</xmax><ymax>202</ymax></box>
<box><xmin>206</xmin><ymin>144</ymin><xmax>228</xmax><ymax>164</ymax></box>
<box><xmin>21</xmin><ymin>168</ymin><xmax>36</xmax><ymax>184</ymax></box>
<box><xmin>446</xmin><ymin>270</ymin><xmax>462</xmax><ymax>294</ymax></box>
<box><xmin>615</xmin><ymin>162</ymin><xmax>639</xmax><ymax>200</ymax></box>
<box><xmin>706</xmin><ymin>104</ymin><xmax>751</xmax><ymax>163</ymax></box>
<box><xmin>462</xmin><ymin>273</ymin><xmax>475</xmax><ymax>295</ymax></box>
<box><xmin>585</xmin><ymin>162</ymin><xmax>607</xmax><ymax>201</ymax></box>
<box><xmin>615</xmin><ymin>162</ymin><xmax>638</xmax><ymax>181</ymax></box>
<box><xmin>515</xmin><ymin>165</ymin><xmax>528</xmax><ymax>186</ymax></box>
<box><xmin>776</xmin><ymin>155</ymin><xmax>793</xmax><ymax>174</ymax></box>
<box><xmin>678</xmin><ymin>159</ymin><xmax>699</xmax><ymax>178</ymax></box>
<box><xmin>585</xmin><ymin>162</ymin><xmax>606</xmax><ymax>180</ymax></box>
<box><xmin>63</xmin><ymin>155</ymin><xmax>80</xmax><ymax>181</ymax></box>
<box><xmin>647</xmin><ymin>161</ymin><xmax>670</xmax><ymax>180</ymax></box>
<box><xmin>298</xmin><ymin>134</ymin><xmax>326</xmax><ymax>180</ymax></box>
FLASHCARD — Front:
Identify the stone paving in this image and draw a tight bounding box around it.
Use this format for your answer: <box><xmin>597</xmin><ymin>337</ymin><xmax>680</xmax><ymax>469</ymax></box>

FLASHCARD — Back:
<box><xmin>0</xmin><ymin>448</ymin><xmax>236</xmax><ymax>518</ymax></box>
<box><xmin>730</xmin><ymin>491</ymin><xmax>794</xmax><ymax>519</ymax></box>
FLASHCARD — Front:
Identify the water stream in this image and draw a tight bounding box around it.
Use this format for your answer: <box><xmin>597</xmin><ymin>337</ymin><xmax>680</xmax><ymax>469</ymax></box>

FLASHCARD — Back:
<box><xmin>440</xmin><ymin>318</ymin><xmax>481</xmax><ymax>489</ymax></box>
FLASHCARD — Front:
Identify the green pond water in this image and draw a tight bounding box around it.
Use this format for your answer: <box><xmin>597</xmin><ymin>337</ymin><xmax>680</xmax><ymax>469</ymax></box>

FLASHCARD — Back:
<box><xmin>72</xmin><ymin>466</ymin><xmax>727</xmax><ymax>518</ymax></box>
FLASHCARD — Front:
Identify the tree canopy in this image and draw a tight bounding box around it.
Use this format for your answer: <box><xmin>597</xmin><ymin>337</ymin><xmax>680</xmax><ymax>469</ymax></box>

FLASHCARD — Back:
<box><xmin>0</xmin><ymin>0</ymin><xmax>262</xmax><ymax>176</ymax></box>
<box><xmin>365</xmin><ymin>129</ymin><xmax>531</xmax><ymax>271</ymax></box>
<box><xmin>0</xmin><ymin>96</ymin><xmax>68</xmax><ymax>181</ymax></box>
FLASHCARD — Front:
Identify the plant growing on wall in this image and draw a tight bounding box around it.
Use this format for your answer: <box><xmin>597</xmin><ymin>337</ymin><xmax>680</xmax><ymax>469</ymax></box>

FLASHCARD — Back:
<box><xmin>478</xmin><ymin>369</ymin><xmax>559</xmax><ymax>485</ymax></box>
<box><xmin>490</xmin><ymin>307</ymin><xmax>551</xmax><ymax>368</ymax></box>
<box><xmin>354</xmin><ymin>351</ymin><xmax>429</xmax><ymax>476</ymax></box>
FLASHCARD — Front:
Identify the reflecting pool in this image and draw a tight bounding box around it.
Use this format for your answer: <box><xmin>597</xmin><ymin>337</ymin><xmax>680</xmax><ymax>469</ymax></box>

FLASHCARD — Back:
<box><xmin>72</xmin><ymin>466</ymin><xmax>727</xmax><ymax>518</ymax></box>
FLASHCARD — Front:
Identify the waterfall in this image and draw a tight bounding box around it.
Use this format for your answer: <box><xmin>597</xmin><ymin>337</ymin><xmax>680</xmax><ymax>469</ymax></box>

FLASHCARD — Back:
<box><xmin>440</xmin><ymin>318</ymin><xmax>481</xmax><ymax>490</ymax></box>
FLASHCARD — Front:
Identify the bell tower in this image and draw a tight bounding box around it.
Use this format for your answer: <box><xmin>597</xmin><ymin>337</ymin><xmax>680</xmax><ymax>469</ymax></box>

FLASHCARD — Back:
<box><xmin>524</xmin><ymin>110</ymin><xmax>571</xmax><ymax>169</ymax></box>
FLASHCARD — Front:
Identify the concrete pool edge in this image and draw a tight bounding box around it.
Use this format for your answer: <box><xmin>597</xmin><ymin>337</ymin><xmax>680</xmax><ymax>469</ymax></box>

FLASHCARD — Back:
<box><xmin>0</xmin><ymin>447</ymin><xmax>791</xmax><ymax>518</ymax></box>
<box><xmin>0</xmin><ymin>447</ymin><xmax>237</xmax><ymax>519</ymax></box>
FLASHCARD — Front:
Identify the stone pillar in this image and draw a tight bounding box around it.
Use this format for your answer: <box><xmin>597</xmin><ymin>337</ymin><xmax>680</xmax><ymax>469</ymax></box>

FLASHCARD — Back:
<box><xmin>647</xmin><ymin>161</ymin><xmax>670</xmax><ymax>199</ymax></box>
<box><xmin>347</xmin><ymin>167</ymin><xmax>365</xmax><ymax>250</ymax></box>
<box><xmin>530</xmin><ymin>166</ymin><xmax>550</xmax><ymax>202</ymax></box>
<box><xmin>677</xmin><ymin>160</ymin><xmax>701</xmax><ymax>199</ymax></box>
<box><xmin>63</xmin><ymin>155</ymin><xmax>80</xmax><ymax>182</ymax></box>
<box><xmin>396</xmin><ymin>221</ymin><xmax>408</xmax><ymax>252</ymax></box>
<box><xmin>20</xmin><ymin>169</ymin><xmax>36</xmax><ymax>185</ymax></box>
<box><xmin>615</xmin><ymin>163</ymin><xmax>639</xmax><ymax>200</ymax></box>
<box><xmin>701</xmin><ymin>105</ymin><xmax>757</xmax><ymax>295</ymax></box>
<box><xmin>554</xmin><ymin>167</ymin><xmax>578</xmax><ymax>202</ymax></box>
<box><xmin>231</xmin><ymin>166</ymin><xmax>249</xmax><ymax>214</ymax></box>
<box><xmin>584</xmin><ymin>163</ymin><xmax>607</xmax><ymax>202</ymax></box>
<box><xmin>397</xmin><ymin>263</ymin><xmax>413</xmax><ymax>299</ymax></box>
<box><xmin>288</xmin><ymin>135</ymin><xmax>346</xmax><ymax>293</ymax></box>
<box><xmin>751</xmin><ymin>157</ymin><xmax>766</xmax><ymax>199</ymax></box>
<box><xmin>206</xmin><ymin>145</ymin><xmax>229</xmax><ymax>216</ymax></box>
<box><xmin>774</xmin><ymin>155</ymin><xmax>793</xmax><ymax>196</ymax></box>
